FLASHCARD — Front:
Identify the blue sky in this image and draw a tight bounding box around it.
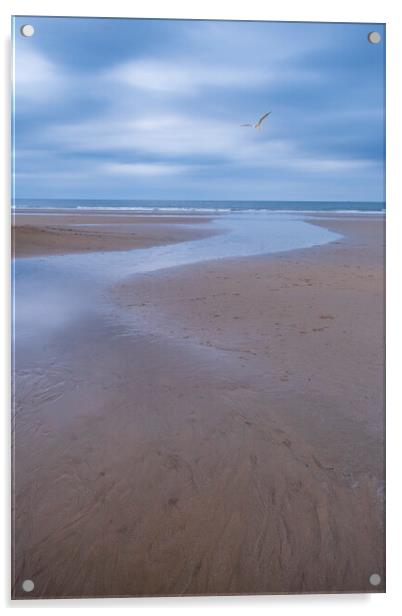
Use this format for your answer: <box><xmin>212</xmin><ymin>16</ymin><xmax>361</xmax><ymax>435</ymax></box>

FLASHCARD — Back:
<box><xmin>12</xmin><ymin>17</ymin><xmax>385</xmax><ymax>202</ymax></box>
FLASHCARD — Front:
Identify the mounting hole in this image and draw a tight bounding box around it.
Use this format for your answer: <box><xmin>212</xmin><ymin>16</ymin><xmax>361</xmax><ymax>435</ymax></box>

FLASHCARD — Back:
<box><xmin>369</xmin><ymin>573</ymin><xmax>381</xmax><ymax>586</ymax></box>
<box><xmin>20</xmin><ymin>24</ymin><xmax>35</xmax><ymax>38</ymax></box>
<box><xmin>22</xmin><ymin>579</ymin><xmax>34</xmax><ymax>592</ymax></box>
<box><xmin>368</xmin><ymin>31</ymin><xmax>381</xmax><ymax>44</ymax></box>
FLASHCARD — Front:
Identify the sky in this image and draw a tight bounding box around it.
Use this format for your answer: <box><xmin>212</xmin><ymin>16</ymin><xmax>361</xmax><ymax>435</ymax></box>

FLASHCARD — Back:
<box><xmin>12</xmin><ymin>17</ymin><xmax>385</xmax><ymax>202</ymax></box>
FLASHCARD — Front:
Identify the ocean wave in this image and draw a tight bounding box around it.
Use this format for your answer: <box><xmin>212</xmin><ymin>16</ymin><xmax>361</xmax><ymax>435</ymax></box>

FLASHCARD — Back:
<box><xmin>75</xmin><ymin>206</ymin><xmax>232</xmax><ymax>213</ymax></box>
<box><xmin>12</xmin><ymin>205</ymin><xmax>385</xmax><ymax>214</ymax></box>
<box><xmin>66</xmin><ymin>206</ymin><xmax>387</xmax><ymax>214</ymax></box>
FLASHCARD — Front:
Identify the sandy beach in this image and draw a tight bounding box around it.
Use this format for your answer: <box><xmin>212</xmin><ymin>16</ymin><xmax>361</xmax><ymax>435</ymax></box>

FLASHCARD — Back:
<box><xmin>12</xmin><ymin>212</ymin><xmax>385</xmax><ymax>598</ymax></box>
<box><xmin>12</xmin><ymin>210</ymin><xmax>215</xmax><ymax>257</ymax></box>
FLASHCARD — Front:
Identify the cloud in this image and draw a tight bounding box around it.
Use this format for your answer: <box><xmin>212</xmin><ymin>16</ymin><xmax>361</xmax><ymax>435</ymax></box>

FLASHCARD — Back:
<box><xmin>43</xmin><ymin>111</ymin><xmax>294</xmax><ymax>173</ymax></box>
<box><xmin>106</xmin><ymin>59</ymin><xmax>272</xmax><ymax>94</ymax></box>
<box><xmin>14</xmin><ymin>46</ymin><xmax>67</xmax><ymax>105</ymax></box>
<box><xmin>102</xmin><ymin>162</ymin><xmax>191</xmax><ymax>176</ymax></box>
<box><xmin>281</xmin><ymin>157</ymin><xmax>378</xmax><ymax>173</ymax></box>
<box><xmin>44</xmin><ymin>109</ymin><xmax>377</xmax><ymax>180</ymax></box>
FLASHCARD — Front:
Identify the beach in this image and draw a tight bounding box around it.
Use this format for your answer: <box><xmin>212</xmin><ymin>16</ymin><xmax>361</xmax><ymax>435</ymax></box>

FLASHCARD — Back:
<box><xmin>12</xmin><ymin>210</ymin><xmax>216</xmax><ymax>257</ymax></box>
<box><xmin>12</xmin><ymin>211</ymin><xmax>385</xmax><ymax>598</ymax></box>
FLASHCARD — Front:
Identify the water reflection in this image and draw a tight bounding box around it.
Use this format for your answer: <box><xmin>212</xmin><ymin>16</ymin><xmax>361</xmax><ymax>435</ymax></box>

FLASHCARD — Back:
<box><xmin>13</xmin><ymin>213</ymin><xmax>341</xmax><ymax>345</ymax></box>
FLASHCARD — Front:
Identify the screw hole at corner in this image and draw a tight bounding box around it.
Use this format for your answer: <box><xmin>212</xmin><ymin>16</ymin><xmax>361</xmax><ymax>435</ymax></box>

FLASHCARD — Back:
<box><xmin>20</xmin><ymin>24</ymin><xmax>35</xmax><ymax>38</ymax></box>
<box><xmin>368</xmin><ymin>31</ymin><xmax>381</xmax><ymax>44</ymax></box>
<box><xmin>22</xmin><ymin>579</ymin><xmax>34</xmax><ymax>592</ymax></box>
<box><xmin>369</xmin><ymin>573</ymin><xmax>381</xmax><ymax>586</ymax></box>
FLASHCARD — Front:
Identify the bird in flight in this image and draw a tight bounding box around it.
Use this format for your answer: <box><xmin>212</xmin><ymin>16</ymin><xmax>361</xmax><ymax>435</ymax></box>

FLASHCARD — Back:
<box><xmin>241</xmin><ymin>111</ymin><xmax>271</xmax><ymax>129</ymax></box>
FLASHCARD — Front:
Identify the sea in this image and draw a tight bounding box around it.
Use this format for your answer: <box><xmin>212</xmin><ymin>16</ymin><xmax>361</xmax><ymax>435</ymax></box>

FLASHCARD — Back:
<box><xmin>13</xmin><ymin>199</ymin><xmax>385</xmax><ymax>214</ymax></box>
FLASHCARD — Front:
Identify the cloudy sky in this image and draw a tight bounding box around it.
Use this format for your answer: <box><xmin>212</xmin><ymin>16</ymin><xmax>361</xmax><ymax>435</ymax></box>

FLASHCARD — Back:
<box><xmin>12</xmin><ymin>17</ymin><xmax>385</xmax><ymax>202</ymax></box>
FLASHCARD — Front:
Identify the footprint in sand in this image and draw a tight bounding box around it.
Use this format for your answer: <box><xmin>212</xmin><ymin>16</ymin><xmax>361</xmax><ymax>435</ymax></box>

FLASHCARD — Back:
<box><xmin>116</xmin><ymin>525</ymin><xmax>129</xmax><ymax>535</ymax></box>
<box><xmin>165</xmin><ymin>454</ymin><xmax>182</xmax><ymax>471</ymax></box>
<box><xmin>290</xmin><ymin>479</ymin><xmax>303</xmax><ymax>492</ymax></box>
<box><xmin>250</xmin><ymin>454</ymin><xmax>258</xmax><ymax>468</ymax></box>
<box><xmin>312</xmin><ymin>454</ymin><xmax>334</xmax><ymax>471</ymax></box>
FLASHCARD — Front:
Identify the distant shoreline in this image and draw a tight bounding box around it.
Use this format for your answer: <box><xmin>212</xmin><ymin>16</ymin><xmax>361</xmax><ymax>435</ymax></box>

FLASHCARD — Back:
<box><xmin>12</xmin><ymin>199</ymin><xmax>386</xmax><ymax>215</ymax></box>
<box><xmin>12</xmin><ymin>207</ymin><xmax>386</xmax><ymax>214</ymax></box>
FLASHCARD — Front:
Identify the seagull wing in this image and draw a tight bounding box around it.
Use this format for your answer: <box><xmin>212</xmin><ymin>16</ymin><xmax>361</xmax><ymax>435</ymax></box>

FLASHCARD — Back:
<box><xmin>255</xmin><ymin>112</ymin><xmax>271</xmax><ymax>128</ymax></box>
<box><xmin>241</xmin><ymin>123</ymin><xmax>253</xmax><ymax>127</ymax></box>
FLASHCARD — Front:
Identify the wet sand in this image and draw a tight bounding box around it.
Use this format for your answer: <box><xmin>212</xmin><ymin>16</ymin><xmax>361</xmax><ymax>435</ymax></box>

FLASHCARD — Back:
<box><xmin>12</xmin><ymin>214</ymin><xmax>385</xmax><ymax>598</ymax></box>
<box><xmin>12</xmin><ymin>210</ymin><xmax>214</xmax><ymax>257</ymax></box>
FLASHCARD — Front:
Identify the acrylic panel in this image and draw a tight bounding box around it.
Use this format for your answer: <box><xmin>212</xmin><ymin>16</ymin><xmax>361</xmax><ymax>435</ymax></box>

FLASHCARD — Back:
<box><xmin>11</xmin><ymin>16</ymin><xmax>385</xmax><ymax>599</ymax></box>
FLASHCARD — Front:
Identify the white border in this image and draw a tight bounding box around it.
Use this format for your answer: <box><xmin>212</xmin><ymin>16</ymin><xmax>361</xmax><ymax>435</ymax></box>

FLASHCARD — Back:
<box><xmin>1</xmin><ymin>1</ymin><xmax>401</xmax><ymax>614</ymax></box>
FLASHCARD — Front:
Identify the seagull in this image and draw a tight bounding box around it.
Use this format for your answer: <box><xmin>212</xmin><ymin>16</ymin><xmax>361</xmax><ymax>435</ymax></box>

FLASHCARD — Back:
<box><xmin>241</xmin><ymin>111</ymin><xmax>271</xmax><ymax>129</ymax></box>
